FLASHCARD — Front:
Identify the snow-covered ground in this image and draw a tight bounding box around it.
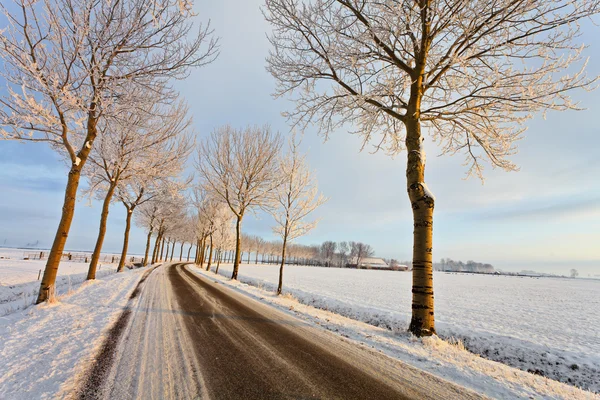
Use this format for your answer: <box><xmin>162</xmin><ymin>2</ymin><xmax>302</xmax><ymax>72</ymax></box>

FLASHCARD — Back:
<box><xmin>0</xmin><ymin>247</ymin><xmax>128</xmax><ymax>315</ymax></box>
<box><xmin>205</xmin><ymin>263</ymin><xmax>600</xmax><ymax>395</ymax></box>
<box><xmin>0</xmin><ymin>268</ymin><xmax>144</xmax><ymax>399</ymax></box>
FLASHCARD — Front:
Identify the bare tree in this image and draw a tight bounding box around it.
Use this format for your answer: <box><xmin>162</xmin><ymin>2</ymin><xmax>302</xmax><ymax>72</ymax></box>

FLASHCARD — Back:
<box><xmin>0</xmin><ymin>0</ymin><xmax>218</xmax><ymax>303</ymax></box>
<box><xmin>350</xmin><ymin>242</ymin><xmax>375</xmax><ymax>268</ymax></box>
<box><xmin>270</xmin><ymin>135</ymin><xmax>326</xmax><ymax>294</ymax></box>
<box><xmin>85</xmin><ymin>99</ymin><xmax>192</xmax><ymax>278</ymax></box>
<box><xmin>570</xmin><ymin>269</ymin><xmax>579</xmax><ymax>278</ymax></box>
<box><xmin>320</xmin><ymin>241</ymin><xmax>337</xmax><ymax>267</ymax></box>
<box><xmin>338</xmin><ymin>241</ymin><xmax>350</xmax><ymax>267</ymax></box>
<box><xmin>264</xmin><ymin>0</ymin><xmax>600</xmax><ymax>336</ymax></box>
<box><xmin>196</xmin><ymin>125</ymin><xmax>282</xmax><ymax>279</ymax></box>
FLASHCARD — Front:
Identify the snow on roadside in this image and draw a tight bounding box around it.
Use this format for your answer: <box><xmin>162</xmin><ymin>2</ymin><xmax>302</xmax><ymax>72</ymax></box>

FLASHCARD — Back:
<box><xmin>190</xmin><ymin>265</ymin><xmax>599</xmax><ymax>400</ymax></box>
<box><xmin>0</xmin><ymin>268</ymin><xmax>144</xmax><ymax>400</ymax></box>
<box><xmin>207</xmin><ymin>263</ymin><xmax>600</xmax><ymax>394</ymax></box>
<box><xmin>0</xmin><ymin>259</ymin><xmax>115</xmax><ymax>316</ymax></box>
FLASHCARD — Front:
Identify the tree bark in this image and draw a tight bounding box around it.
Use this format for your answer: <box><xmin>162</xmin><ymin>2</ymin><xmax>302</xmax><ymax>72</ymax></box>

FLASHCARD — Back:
<box><xmin>159</xmin><ymin>236</ymin><xmax>166</xmax><ymax>261</ymax></box>
<box><xmin>179</xmin><ymin>242</ymin><xmax>184</xmax><ymax>261</ymax></box>
<box><xmin>143</xmin><ymin>227</ymin><xmax>153</xmax><ymax>266</ymax></box>
<box><xmin>187</xmin><ymin>243</ymin><xmax>193</xmax><ymax>261</ymax></box>
<box><xmin>36</xmin><ymin>166</ymin><xmax>82</xmax><ymax>303</ymax></box>
<box><xmin>170</xmin><ymin>240</ymin><xmax>176</xmax><ymax>261</ymax></box>
<box><xmin>232</xmin><ymin>215</ymin><xmax>243</xmax><ymax>280</ymax></box>
<box><xmin>152</xmin><ymin>231</ymin><xmax>162</xmax><ymax>264</ymax></box>
<box><xmin>215</xmin><ymin>249</ymin><xmax>221</xmax><ymax>273</ymax></box>
<box><xmin>87</xmin><ymin>182</ymin><xmax>117</xmax><ymax>280</ymax></box>
<box><xmin>406</xmin><ymin>72</ymin><xmax>436</xmax><ymax>337</ymax></box>
<box><xmin>206</xmin><ymin>235</ymin><xmax>213</xmax><ymax>271</ymax></box>
<box><xmin>277</xmin><ymin>234</ymin><xmax>288</xmax><ymax>295</ymax></box>
<box><xmin>199</xmin><ymin>236</ymin><xmax>206</xmax><ymax>267</ymax></box>
<box><xmin>117</xmin><ymin>208</ymin><xmax>134</xmax><ymax>272</ymax></box>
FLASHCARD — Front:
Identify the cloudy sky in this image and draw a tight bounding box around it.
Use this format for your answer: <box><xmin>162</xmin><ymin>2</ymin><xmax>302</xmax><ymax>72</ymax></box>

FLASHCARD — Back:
<box><xmin>1</xmin><ymin>1</ymin><xmax>599</xmax><ymax>276</ymax></box>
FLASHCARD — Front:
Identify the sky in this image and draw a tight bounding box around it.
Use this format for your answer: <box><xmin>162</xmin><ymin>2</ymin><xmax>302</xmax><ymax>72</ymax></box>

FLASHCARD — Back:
<box><xmin>1</xmin><ymin>1</ymin><xmax>599</xmax><ymax>276</ymax></box>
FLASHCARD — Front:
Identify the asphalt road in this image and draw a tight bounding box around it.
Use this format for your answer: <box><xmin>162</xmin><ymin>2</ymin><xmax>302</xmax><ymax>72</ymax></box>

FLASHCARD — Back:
<box><xmin>87</xmin><ymin>263</ymin><xmax>484</xmax><ymax>399</ymax></box>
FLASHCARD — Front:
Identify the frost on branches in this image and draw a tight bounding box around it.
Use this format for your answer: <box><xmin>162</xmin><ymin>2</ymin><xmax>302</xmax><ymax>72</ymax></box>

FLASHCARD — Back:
<box><xmin>264</xmin><ymin>0</ymin><xmax>600</xmax><ymax>336</ymax></box>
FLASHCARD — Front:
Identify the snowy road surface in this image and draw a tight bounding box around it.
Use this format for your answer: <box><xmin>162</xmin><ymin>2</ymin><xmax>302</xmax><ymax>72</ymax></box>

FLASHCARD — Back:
<box><xmin>82</xmin><ymin>263</ymin><xmax>483</xmax><ymax>399</ymax></box>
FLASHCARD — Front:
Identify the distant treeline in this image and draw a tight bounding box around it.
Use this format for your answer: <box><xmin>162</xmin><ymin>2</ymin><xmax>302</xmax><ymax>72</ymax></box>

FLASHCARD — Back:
<box><xmin>434</xmin><ymin>258</ymin><xmax>495</xmax><ymax>273</ymax></box>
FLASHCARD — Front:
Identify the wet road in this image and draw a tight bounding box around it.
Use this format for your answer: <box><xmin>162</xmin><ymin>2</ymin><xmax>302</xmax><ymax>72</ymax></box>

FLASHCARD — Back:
<box><xmin>91</xmin><ymin>263</ymin><xmax>483</xmax><ymax>399</ymax></box>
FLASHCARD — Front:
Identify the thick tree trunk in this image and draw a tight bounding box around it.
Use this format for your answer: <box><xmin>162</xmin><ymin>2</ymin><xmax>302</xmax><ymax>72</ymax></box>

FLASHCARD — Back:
<box><xmin>216</xmin><ymin>249</ymin><xmax>221</xmax><ymax>273</ymax></box>
<box><xmin>87</xmin><ymin>182</ymin><xmax>117</xmax><ymax>280</ymax></box>
<box><xmin>206</xmin><ymin>235</ymin><xmax>213</xmax><ymax>271</ymax></box>
<box><xmin>117</xmin><ymin>208</ymin><xmax>134</xmax><ymax>272</ymax></box>
<box><xmin>187</xmin><ymin>243</ymin><xmax>193</xmax><ymax>261</ymax></box>
<box><xmin>405</xmin><ymin>86</ymin><xmax>436</xmax><ymax>337</ymax></box>
<box><xmin>143</xmin><ymin>227</ymin><xmax>153</xmax><ymax>266</ymax></box>
<box><xmin>232</xmin><ymin>215</ymin><xmax>243</xmax><ymax>280</ymax></box>
<box><xmin>170</xmin><ymin>240</ymin><xmax>176</xmax><ymax>262</ymax></box>
<box><xmin>179</xmin><ymin>242</ymin><xmax>184</xmax><ymax>261</ymax></box>
<box><xmin>36</xmin><ymin>166</ymin><xmax>82</xmax><ymax>303</ymax></box>
<box><xmin>277</xmin><ymin>235</ymin><xmax>288</xmax><ymax>295</ymax></box>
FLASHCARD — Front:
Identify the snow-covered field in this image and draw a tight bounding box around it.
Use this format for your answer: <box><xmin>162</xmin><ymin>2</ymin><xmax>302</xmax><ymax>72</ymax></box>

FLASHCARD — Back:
<box><xmin>208</xmin><ymin>263</ymin><xmax>600</xmax><ymax>394</ymax></box>
<box><xmin>0</xmin><ymin>247</ymin><xmax>141</xmax><ymax>315</ymax></box>
<box><xmin>0</xmin><ymin>267</ymin><xmax>144</xmax><ymax>399</ymax></box>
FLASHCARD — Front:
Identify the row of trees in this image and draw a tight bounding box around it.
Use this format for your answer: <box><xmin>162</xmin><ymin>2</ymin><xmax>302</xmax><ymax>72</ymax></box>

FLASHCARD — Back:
<box><xmin>194</xmin><ymin>127</ymin><xmax>327</xmax><ymax>294</ymax></box>
<box><xmin>3</xmin><ymin>0</ymin><xmax>599</xmax><ymax>337</ymax></box>
<box><xmin>0</xmin><ymin>0</ymin><xmax>218</xmax><ymax>303</ymax></box>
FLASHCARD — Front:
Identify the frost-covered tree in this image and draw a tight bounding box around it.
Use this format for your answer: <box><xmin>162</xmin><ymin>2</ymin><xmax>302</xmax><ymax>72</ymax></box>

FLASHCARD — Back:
<box><xmin>196</xmin><ymin>125</ymin><xmax>282</xmax><ymax>279</ymax></box>
<box><xmin>265</xmin><ymin>0</ymin><xmax>600</xmax><ymax>336</ymax></box>
<box><xmin>85</xmin><ymin>99</ymin><xmax>192</xmax><ymax>278</ymax></box>
<box><xmin>0</xmin><ymin>0</ymin><xmax>217</xmax><ymax>303</ymax></box>
<box><xmin>270</xmin><ymin>136</ymin><xmax>326</xmax><ymax>294</ymax></box>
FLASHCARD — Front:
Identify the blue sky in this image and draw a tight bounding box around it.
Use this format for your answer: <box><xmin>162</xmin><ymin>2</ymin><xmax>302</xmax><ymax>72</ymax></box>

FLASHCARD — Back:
<box><xmin>1</xmin><ymin>0</ymin><xmax>599</xmax><ymax>276</ymax></box>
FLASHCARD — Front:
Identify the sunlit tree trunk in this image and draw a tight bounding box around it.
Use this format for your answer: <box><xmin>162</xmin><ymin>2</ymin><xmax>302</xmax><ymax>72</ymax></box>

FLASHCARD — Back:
<box><xmin>406</xmin><ymin>76</ymin><xmax>435</xmax><ymax>336</ymax></box>
<box><xmin>36</xmin><ymin>166</ymin><xmax>82</xmax><ymax>303</ymax></box>
<box><xmin>232</xmin><ymin>215</ymin><xmax>242</xmax><ymax>279</ymax></box>
<box><xmin>277</xmin><ymin>234</ymin><xmax>288</xmax><ymax>295</ymax></box>
<box><xmin>117</xmin><ymin>208</ymin><xmax>134</xmax><ymax>272</ymax></box>
<box><xmin>143</xmin><ymin>227</ymin><xmax>153</xmax><ymax>266</ymax></box>
<box><xmin>206</xmin><ymin>235</ymin><xmax>213</xmax><ymax>271</ymax></box>
<box><xmin>87</xmin><ymin>182</ymin><xmax>117</xmax><ymax>280</ymax></box>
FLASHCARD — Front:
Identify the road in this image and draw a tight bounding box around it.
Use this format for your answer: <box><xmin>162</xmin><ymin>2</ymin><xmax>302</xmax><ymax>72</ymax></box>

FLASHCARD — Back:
<box><xmin>82</xmin><ymin>263</ymin><xmax>484</xmax><ymax>399</ymax></box>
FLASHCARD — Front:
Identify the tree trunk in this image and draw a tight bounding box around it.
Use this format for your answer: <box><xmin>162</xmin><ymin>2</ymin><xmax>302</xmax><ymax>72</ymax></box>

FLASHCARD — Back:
<box><xmin>206</xmin><ymin>235</ymin><xmax>213</xmax><ymax>271</ymax></box>
<box><xmin>170</xmin><ymin>240</ymin><xmax>176</xmax><ymax>261</ymax></box>
<box><xmin>277</xmin><ymin>235</ymin><xmax>288</xmax><ymax>295</ymax></box>
<box><xmin>152</xmin><ymin>231</ymin><xmax>162</xmax><ymax>264</ymax></box>
<box><xmin>199</xmin><ymin>237</ymin><xmax>206</xmax><ymax>267</ymax></box>
<box><xmin>36</xmin><ymin>166</ymin><xmax>82</xmax><ymax>303</ymax></box>
<box><xmin>405</xmin><ymin>88</ymin><xmax>436</xmax><ymax>337</ymax></box>
<box><xmin>187</xmin><ymin>243</ymin><xmax>193</xmax><ymax>261</ymax></box>
<box><xmin>216</xmin><ymin>249</ymin><xmax>221</xmax><ymax>273</ymax></box>
<box><xmin>87</xmin><ymin>182</ymin><xmax>117</xmax><ymax>280</ymax></box>
<box><xmin>143</xmin><ymin>227</ymin><xmax>153</xmax><ymax>266</ymax></box>
<box><xmin>117</xmin><ymin>207</ymin><xmax>134</xmax><ymax>272</ymax></box>
<box><xmin>232</xmin><ymin>215</ymin><xmax>243</xmax><ymax>280</ymax></box>
<box><xmin>179</xmin><ymin>242</ymin><xmax>184</xmax><ymax>261</ymax></box>
<box><xmin>159</xmin><ymin>237</ymin><xmax>166</xmax><ymax>261</ymax></box>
